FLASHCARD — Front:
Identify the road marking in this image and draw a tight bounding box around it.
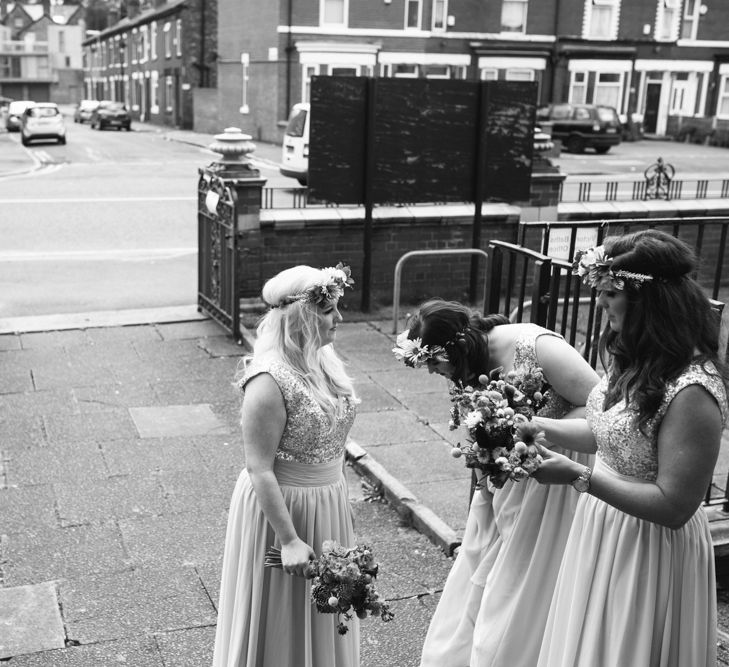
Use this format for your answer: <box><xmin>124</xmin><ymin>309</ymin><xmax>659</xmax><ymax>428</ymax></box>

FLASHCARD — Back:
<box><xmin>0</xmin><ymin>247</ymin><xmax>197</xmax><ymax>262</ymax></box>
<box><xmin>0</xmin><ymin>196</ymin><xmax>196</xmax><ymax>204</ymax></box>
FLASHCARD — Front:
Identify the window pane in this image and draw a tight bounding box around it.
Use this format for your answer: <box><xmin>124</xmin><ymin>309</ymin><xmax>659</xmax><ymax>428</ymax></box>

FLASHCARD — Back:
<box><xmin>506</xmin><ymin>69</ymin><xmax>533</xmax><ymax>81</ymax></box>
<box><xmin>501</xmin><ymin>0</ymin><xmax>526</xmax><ymax>32</ymax></box>
<box><xmin>590</xmin><ymin>6</ymin><xmax>613</xmax><ymax>38</ymax></box>
<box><xmin>433</xmin><ymin>0</ymin><xmax>446</xmax><ymax>28</ymax></box>
<box><xmin>594</xmin><ymin>86</ymin><xmax>620</xmax><ymax>109</ymax></box>
<box><xmin>323</xmin><ymin>0</ymin><xmax>344</xmax><ymax>24</ymax></box>
<box><xmin>406</xmin><ymin>0</ymin><xmax>420</xmax><ymax>27</ymax></box>
<box><xmin>480</xmin><ymin>69</ymin><xmax>498</xmax><ymax>80</ymax></box>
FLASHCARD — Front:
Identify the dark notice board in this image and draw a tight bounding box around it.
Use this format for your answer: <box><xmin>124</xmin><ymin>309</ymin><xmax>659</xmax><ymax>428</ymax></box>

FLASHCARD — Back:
<box><xmin>308</xmin><ymin>77</ymin><xmax>536</xmax><ymax>205</ymax></box>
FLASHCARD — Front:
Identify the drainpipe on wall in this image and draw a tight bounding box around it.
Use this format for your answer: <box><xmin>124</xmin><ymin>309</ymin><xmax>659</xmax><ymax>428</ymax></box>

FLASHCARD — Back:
<box><xmin>285</xmin><ymin>0</ymin><xmax>293</xmax><ymax>116</ymax></box>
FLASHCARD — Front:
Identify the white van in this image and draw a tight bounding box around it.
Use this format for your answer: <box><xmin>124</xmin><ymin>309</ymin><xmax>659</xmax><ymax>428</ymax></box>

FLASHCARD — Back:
<box><xmin>280</xmin><ymin>102</ymin><xmax>309</xmax><ymax>185</ymax></box>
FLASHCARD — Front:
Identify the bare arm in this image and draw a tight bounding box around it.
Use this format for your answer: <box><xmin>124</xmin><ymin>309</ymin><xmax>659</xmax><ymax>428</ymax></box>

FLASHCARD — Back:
<box><xmin>242</xmin><ymin>373</ymin><xmax>315</xmax><ymax>575</ymax></box>
<box><xmin>531</xmin><ymin>334</ymin><xmax>600</xmax><ymax>453</ymax></box>
<box><xmin>531</xmin><ymin>415</ymin><xmax>597</xmax><ymax>454</ymax></box>
<box><xmin>534</xmin><ymin>385</ymin><xmax>722</xmax><ymax>528</ymax></box>
<box><xmin>535</xmin><ymin>333</ymin><xmax>600</xmax><ymax>408</ymax></box>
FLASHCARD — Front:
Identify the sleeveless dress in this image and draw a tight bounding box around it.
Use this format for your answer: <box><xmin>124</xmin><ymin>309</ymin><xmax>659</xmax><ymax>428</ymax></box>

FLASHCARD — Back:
<box><xmin>537</xmin><ymin>362</ymin><xmax>727</xmax><ymax>667</ymax></box>
<box><xmin>420</xmin><ymin>325</ymin><xmax>595</xmax><ymax>667</ymax></box>
<box><xmin>212</xmin><ymin>360</ymin><xmax>359</xmax><ymax>667</ymax></box>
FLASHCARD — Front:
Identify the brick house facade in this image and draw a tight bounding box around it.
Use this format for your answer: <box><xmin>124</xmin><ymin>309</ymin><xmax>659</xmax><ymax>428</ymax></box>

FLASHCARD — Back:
<box><xmin>215</xmin><ymin>0</ymin><xmax>729</xmax><ymax>143</ymax></box>
<box><xmin>81</xmin><ymin>0</ymin><xmax>217</xmax><ymax>130</ymax></box>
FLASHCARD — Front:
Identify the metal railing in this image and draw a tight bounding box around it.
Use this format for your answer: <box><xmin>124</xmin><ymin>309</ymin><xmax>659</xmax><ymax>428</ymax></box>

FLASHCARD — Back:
<box><xmin>561</xmin><ymin>176</ymin><xmax>729</xmax><ymax>203</ymax></box>
<box><xmin>486</xmin><ymin>237</ymin><xmax>729</xmax><ymax>509</ymax></box>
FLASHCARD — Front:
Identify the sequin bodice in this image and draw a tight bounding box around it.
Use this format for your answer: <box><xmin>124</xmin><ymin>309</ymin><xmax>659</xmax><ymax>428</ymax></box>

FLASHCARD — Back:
<box><xmin>512</xmin><ymin>325</ymin><xmax>575</xmax><ymax>420</ymax></box>
<box><xmin>586</xmin><ymin>362</ymin><xmax>727</xmax><ymax>481</ymax></box>
<box><xmin>240</xmin><ymin>360</ymin><xmax>356</xmax><ymax>464</ymax></box>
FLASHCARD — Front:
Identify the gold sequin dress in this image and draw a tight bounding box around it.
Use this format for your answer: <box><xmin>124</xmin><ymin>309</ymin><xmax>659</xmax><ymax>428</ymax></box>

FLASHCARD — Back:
<box><xmin>213</xmin><ymin>360</ymin><xmax>358</xmax><ymax>667</ymax></box>
<box><xmin>421</xmin><ymin>325</ymin><xmax>595</xmax><ymax>667</ymax></box>
<box><xmin>538</xmin><ymin>362</ymin><xmax>727</xmax><ymax>667</ymax></box>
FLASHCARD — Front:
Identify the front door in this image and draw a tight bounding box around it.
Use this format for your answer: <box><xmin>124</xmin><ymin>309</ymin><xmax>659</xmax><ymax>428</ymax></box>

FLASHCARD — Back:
<box><xmin>644</xmin><ymin>82</ymin><xmax>662</xmax><ymax>134</ymax></box>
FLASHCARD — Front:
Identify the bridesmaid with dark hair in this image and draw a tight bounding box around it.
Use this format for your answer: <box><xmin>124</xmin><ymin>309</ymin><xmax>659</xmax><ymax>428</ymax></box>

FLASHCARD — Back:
<box><xmin>535</xmin><ymin>229</ymin><xmax>727</xmax><ymax>667</ymax></box>
<box><xmin>393</xmin><ymin>299</ymin><xmax>599</xmax><ymax>666</ymax></box>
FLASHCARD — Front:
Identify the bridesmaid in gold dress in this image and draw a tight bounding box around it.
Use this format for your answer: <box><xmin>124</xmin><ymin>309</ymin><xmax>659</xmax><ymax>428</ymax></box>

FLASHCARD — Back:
<box><xmin>213</xmin><ymin>264</ymin><xmax>359</xmax><ymax>667</ymax></box>
<box><xmin>535</xmin><ymin>230</ymin><xmax>727</xmax><ymax>667</ymax></box>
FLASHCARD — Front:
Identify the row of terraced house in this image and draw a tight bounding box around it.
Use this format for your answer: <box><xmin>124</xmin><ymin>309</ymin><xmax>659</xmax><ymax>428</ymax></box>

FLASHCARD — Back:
<box><xmin>5</xmin><ymin>0</ymin><xmax>729</xmax><ymax>144</ymax></box>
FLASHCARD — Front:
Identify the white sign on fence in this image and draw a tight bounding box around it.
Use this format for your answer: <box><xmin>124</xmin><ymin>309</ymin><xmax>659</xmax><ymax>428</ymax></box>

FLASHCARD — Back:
<box><xmin>546</xmin><ymin>227</ymin><xmax>600</xmax><ymax>261</ymax></box>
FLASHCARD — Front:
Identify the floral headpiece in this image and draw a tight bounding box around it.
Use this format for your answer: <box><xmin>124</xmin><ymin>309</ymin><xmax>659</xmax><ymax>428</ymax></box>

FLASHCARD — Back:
<box><xmin>392</xmin><ymin>330</ymin><xmax>448</xmax><ymax>368</ymax></box>
<box><xmin>272</xmin><ymin>263</ymin><xmax>354</xmax><ymax>308</ymax></box>
<box><xmin>572</xmin><ymin>245</ymin><xmax>653</xmax><ymax>291</ymax></box>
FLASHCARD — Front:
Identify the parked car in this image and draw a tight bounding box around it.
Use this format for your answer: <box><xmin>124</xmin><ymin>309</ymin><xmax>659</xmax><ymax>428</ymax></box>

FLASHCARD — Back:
<box><xmin>536</xmin><ymin>103</ymin><xmax>622</xmax><ymax>154</ymax></box>
<box><xmin>89</xmin><ymin>100</ymin><xmax>132</xmax><ymax>131</ymax></box>
<box><xmin>74</xmin><ymin>99</ymin><xmax>100</xmax><ymax>123</ymax></box>
<box><xmin>279</xmin><ymin>102</ymin><xmax>309</xmax><ymax>185</ymax></box>
<box><xmin>20</xmin><ymin>102</ymin><xmax>66</xmax><ymax>145</ymax></box>
<box><xmin>6</xmin><ymin>99</ymin><xmax>34</xmax><ymax>132</ymax></box>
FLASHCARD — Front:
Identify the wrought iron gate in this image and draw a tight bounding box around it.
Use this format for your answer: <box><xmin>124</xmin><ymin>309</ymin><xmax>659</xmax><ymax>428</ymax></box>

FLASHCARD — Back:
<box><xmin>197</xmin><ymin>170</ymin><xmax>241</xmax><ymax>343</ymax></box>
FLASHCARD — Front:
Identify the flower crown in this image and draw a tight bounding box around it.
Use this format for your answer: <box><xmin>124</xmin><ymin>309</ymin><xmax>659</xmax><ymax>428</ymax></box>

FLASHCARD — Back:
<box><xmin>392</xmin><ymin>326</ymin><xmax>471</xmax><ymax>368</ymax></box>
<box><xmin>272</xmin><ymin>263</ymin><xmax>354</xmax><ymax>308</ymax></box>
<box><xmin>392</xmin><ymin>330</ymin><xmax>447</xmax><ymax>368</ymax></box>
<box><xmin>572</xmin><ymin>245</ymin><xmax>653</xmax><ymax>291</ymax></box>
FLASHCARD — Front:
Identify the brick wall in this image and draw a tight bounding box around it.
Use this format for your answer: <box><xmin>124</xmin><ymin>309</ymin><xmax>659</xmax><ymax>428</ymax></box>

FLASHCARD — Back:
<box><xmin>238</xmin><ymin>206</ymin><xmax>521</xmax><ymax>308</ymax></box>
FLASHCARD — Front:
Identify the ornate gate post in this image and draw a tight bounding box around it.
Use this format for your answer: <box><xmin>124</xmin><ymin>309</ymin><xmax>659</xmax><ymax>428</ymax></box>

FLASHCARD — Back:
<box><xmin>198</xmin><ymin>127</ymin><xmax>267</xmax><ymax>343</ymax></box>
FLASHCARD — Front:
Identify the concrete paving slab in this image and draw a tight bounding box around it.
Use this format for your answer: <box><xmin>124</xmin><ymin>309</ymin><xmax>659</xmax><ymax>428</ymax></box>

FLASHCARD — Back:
<box><xmin>154</xmin><ymin>625</ymin><xmax>217</xmax><ymax>667</ymax></box>
<box><xmin>1</xmin><ymin>388</ymin><xmax>76</xmax><ymax>416</ymax></box>
<box><xmin>17</xmin><ymin>329</ymin><xmax>90</xmax><ymax>349</ymax></box>
<box><xmin>151</xmin><ymin>377</ymin><xmax>237</xmax><ymax>405</ymax></box>
<box><xmin>2</xmin><ymin>346</ymin><xmax>74</xmax><ymax>372</ymax></box>
<box><xmin>60</xmin><ymin>566</ymin><xmax>217</xmax><ymax>644</ymax></box>
<box><xmin>353</xmin><ymin>378</ymin><xmax>403</xmax><ymax>412</ymax></box>
<box><xmin>44</xmin><ymin>409</ymin><xmax>138</xmax><ymax>443</ymax></box>
<box><xmin>118</xmin><ymin>511</ymin><xmax>227</xmax><ymax>568</ymax></box>
<box><xmin>368</xmin><ymin>367</ymin><xmax>446</xmax><ymax>397</ymax></box>
<box><xmin>101</xmin><ymin>437</ymin><xmax>208</xmax><ymax>476</ymax></box>
<box><xmin>396</xmin><ymin>391</ymin><xmax>454</xmax><ymax>422</ymax></box>
<box><xmin>55</xmin><ymin>475</ymin><xmax>169</xmax><ymax>526</ymax></box>
<box><xmin>0</xmin><ymin>414</ymin><xmax>47</xmax><ymax>449</ymax></box>
<box><xmin>0</xmin><ymin>581</ymin><xmax>65</xmax><ymax>659</ymax></box>
<box><xmin>191</xmin><ymin>434</ymin><xmax>245</xmax><ymax>474</ymax></box>
<box><xmin>84</xmin><ymin>325</ymin><xmax>162</xmax><ymax>345</ymax></box>
<box><xmin>5</xmin><ymin>440</ymin><xmax>107</xmax><ymax>487</ymax></box>
<box><xmin>0</xmin><ymin>370</ymin><xmax>33</xmax><ymax>393</ymax></box>
<box><xmin>349</xmin><ymin>410</ymin><xmax>437</xmax><ymax>446</ymax></box>
<box><xmin>156</xmin><ymin>319</ymin><xmax>233</xmax><ymax>341</ymax></box>
<box><xmin>407</xmin><ymin>478</ymin><xmax>472</xmax><ymax>536</ymax></box>
<box><xmin>0</xmin><ymin>334</ymin><xmax>21</xmax><ymax>351</ymax></box>
<box><xmin>3</xmin><ymin>523</ymin><xmax>128</xmax><ymax>586</ymax></box>
<box><xmin>130</xmin><ymin>404</ymin><xmax>230</xmax><ymax>438</ymax></box>
<box><xmin>32</xmin><ymin>362</ymin><xmax>123</xmax><ymax>391</ymax></box>
<box><xmin>428</xmin><ymin>419</ymin><xmax>462</xmax><ymax>446</ymax></box>
<box><xmin>71</xmin><ymin>382</ymin><xmax>160</xmax><ymax>412</ymax></box>
<box><xmin>158</xmin><ymin>469</ymin><xmax>235</xmax><ymax>514</ymax></box>
<box><xmin>197</xmin><ymin>335</ymin><xmax>247</xmax><ymax>358</ymax></box>
<box><xmin>1</xmin><ymin>636</ymin><xmax>164</xmax><ymax>666</ymax></box>
<box><xmin>366</xmin><ymin>440</ymin><xmax>471</xmax><ymax>488</ymax></box>
<box><xmin>0</xmin><ymin>485</ymin><xmax>58</xmax><ymax>535</ymax></box>
<box><xmin>195</xmin><ymin>560</ymin><xmax>222</xmax><ymax>610</ymax></box>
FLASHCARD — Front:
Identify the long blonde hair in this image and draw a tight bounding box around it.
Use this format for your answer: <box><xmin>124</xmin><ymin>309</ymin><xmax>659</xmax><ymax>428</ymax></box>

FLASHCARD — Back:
<box><xmin>240</xmin><ymin>265</ymin><xmax>357</xmax><ymax>427</ymax></box>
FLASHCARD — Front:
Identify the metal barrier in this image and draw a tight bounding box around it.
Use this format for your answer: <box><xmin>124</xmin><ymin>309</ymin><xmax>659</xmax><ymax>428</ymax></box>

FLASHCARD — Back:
<box><xmin>392</xmin><ymin>249</ymin><xmax>489</xmax><ymax>334</ymax></box>
<box><xmin>197</xmin><ymin>171</ymin><xmax>242</xmax><ymax>344</ymax></box>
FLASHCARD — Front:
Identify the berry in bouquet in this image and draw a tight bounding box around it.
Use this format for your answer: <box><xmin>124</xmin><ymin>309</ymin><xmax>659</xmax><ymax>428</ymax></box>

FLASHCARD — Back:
<box><xmin>449</xmin><ymin>366</ymin><xmax>550</xmax><ymax>489</ymax></box>
<box><xmin>265</xmin><ymin>540</ymin><xmax>394</xmax><ymax>635</ymax></box>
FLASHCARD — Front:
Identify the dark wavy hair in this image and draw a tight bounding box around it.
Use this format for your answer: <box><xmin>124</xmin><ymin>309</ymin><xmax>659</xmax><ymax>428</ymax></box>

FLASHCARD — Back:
<box><xmin>598</xmin><ymin>229</ymin><xmax>727</xmax><ymax>429</ymax></box>
<box><xmin>406</xmin><ymin>298</ymin><xmax>509</xmax><ymax>385</ymax></box>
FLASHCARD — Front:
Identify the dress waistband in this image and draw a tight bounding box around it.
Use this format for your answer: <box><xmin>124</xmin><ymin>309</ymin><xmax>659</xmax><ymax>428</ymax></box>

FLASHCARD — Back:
<box><xmin>273</xmin><ymin>456</ymin><xmax>344</xmax><ymax>486</ymax></box>
<box><xmin>595</xmin><ymin>455</ymin><xmax>654</xmax><ymax>485</ymax></box>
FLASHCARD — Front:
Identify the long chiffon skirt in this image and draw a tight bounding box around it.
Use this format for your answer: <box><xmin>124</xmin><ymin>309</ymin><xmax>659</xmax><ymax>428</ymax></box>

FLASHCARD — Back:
<box><xmin>420</xmin><ymin>447</ymin><xmax>593</xmax><ymax>667</ymax></box>
<box><xmin>212</xmin><ymin>457</ymin><xmax>359</xmax><ymax>667</ymax></box>
<box><xmin>537</xmin><ymin>457</ymin><xmax>717</xmax><ymax>667</ymax></box>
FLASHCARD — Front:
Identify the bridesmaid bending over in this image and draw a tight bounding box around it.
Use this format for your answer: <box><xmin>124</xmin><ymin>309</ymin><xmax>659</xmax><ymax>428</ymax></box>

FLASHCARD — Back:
<box><xmin>394</xmin><ymin>299</ymin><xmax>599</xmax><ymax>667</ymax></box>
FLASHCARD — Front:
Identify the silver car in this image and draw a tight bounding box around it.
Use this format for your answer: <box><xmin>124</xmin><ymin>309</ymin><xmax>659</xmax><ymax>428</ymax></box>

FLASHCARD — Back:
<box><xmin>21</xmin><ymin>103</ymin><xmax>67</xmax><ymax>145</ymax></box>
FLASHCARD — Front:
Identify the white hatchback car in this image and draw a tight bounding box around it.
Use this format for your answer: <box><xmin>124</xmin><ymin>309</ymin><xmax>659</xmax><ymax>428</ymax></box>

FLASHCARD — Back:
<box><xmin>21</xmin><ymin>102</ymin><xmax>66</xmax><ymax>145</ymax></box>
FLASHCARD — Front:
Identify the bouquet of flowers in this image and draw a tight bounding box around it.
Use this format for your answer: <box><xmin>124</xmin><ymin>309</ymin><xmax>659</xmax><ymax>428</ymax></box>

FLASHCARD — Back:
<box><xmin>264</xmin><ymin>540</ymin><xmax>394</xmax><ymax>635</ymax></box>
<box><xmin>449</xmin><ymin>367</ymin><xmax>550</xmax><ymax>489</ymax></box>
